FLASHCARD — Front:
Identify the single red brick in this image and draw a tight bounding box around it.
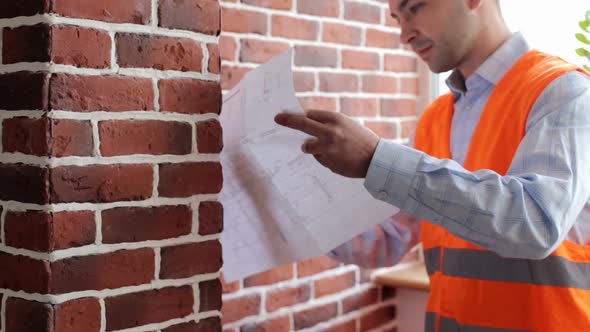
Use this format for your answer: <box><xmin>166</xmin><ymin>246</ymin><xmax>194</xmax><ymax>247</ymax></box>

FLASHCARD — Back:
<box><xmin>297</xmin><ymin>256</ymin><xmax>339</xmax><ymax>277</ymax></box>
<box><xmin>159</xmin><ymin>240</ymin><xmax>222</xmax><ymax>279</ymax></box>
<box><xmin>272</xmin><ymin>15</ymin><xmax>318</xmax><ymax>40</ymax></box>
<box><xmin>221</xmin><ymin>294</ymin><xmax>261</xmax><ymax>324</ymax></box>
<box><xmin>244</xmin><ymin>264</ymin><xmax>294</xmax><ymax>287</ymax></box>
<box><xmin>51</xmin><ymin>25</ymin><xmax>111</xmax><ymax>69</ymax></box>
<box><xmin>55</xmin><ymin>298</ymin><xmax>101</xmax><ymax>332</ymax></box>
<box><xmin>360</xmin><ymin>305</ymin><xmax>396</xmax><ymax>331</ymax></box>
<box><xmin>0</xmin><ymin>0</ymin><xmax>50</xmax><ymax>19</ymax></box>
<box><xmin>2</xmin><ymin>117</ymin><xmax>49</xmax><ymax>156</ymax></box>
<box><xmin>342</xmin><ymin>50</ymin><xmax>380</xmax><ymax>70</ymax></box>
<box><xmin>99</xmin><ymin>120</ymin><xmax>192</xmax><ymax>156</ymax></box>
<box><xmin>366</xmin><ymin>29</ymin><xmax>400</xmax><ymax>49</ymax></box>
<box><xmin>341</xmin><ymin>98</ymin><xmax>379</xmax><ymax>117</ymax></box>
<box><xmin>158</xmin><ymin>162</ymin><xmax>222</xmax><ymax>197</ymax></box>
<box><xmin>319</xmin><ymin>73</ymin><xmax>359</xmax><ymax>93</ymax></box>
<box><xmin>5</xmin><ymin>211</ymin><xmax>52</xmax><ymax>252</ymax></box>
<box><xmin>343</xmin><ymin>287</ymin><xmax>379</xmax><ymax>313</ymax></box>
<box><xmin>102</xmin><ymin>205</ymin><xmax>192</xmax><ymax>243</ymax></box>
<box><xmin>298</xmin><ymin>97</ymin><xmax>338</xmax><ymax>112</ymax></box>
<box><xmin>116</xmin><ymin>33</ymin><xmax>202</xmax><ymax>71</ymax></box>
<box><xmin>198</xmin><ymin>201</ymin><xmax>223</xmax><ymax>235</ymax></box>
<box><xmin>241</xmin><ymin>315</ymin><xmax>291</xmax><ymax>332</ymax></box>
<box><xmin>159</xmin><ymin>79</ymin><xmax>221</xmax><ymax>114</ymax></box>
<box><xmin>266</xmin><ymin>283</ymin><xmax>311</xmax><ymax>312</ymax></box>
<box><xmin>243</xmin><ymin>0</ymin><xmax>292</xmax><ymax>10</ymax></box>
<box><xmin>159</xmin><ymin>0</ymin><xmax>220</xmax><ymax>35</ymax></box>
<box><xmin>220</xmin><ymin>35</ymin><xmax>237</xmax><ymax>62</ymax></box>
<box><xmin>162</xmin><ymin>317</ymin><xmax>221</xmax><ymax>332</ymax></box>
<box><xmin>294</xmin><ymin>302</ymin><xmax>338</xmax><ymax>330</ymax></box>
<box><xmin>0</xmin><ymin>72</ymin><xmax>49</xmax><ymax>111</ymax></box>
<box><xmin>51</xmin><ymin>249</ymin><xmax>155</xmax><ymax>294</ymax></box>
<box><xmin>297</xmin><ymin>0</ymin><xmax>339</xmax><ymax>17</ymax></box>
<box><xmin>240</xmin><ymin>39</ymin><xmax>290</xmax><ymax>64</ymax></box>
<box><xmin>197</xmin><ymin>119</ymin><xmax>223</xmax><ymax>154</ymax></box>
<box><xmin>401</xmin><ymin>77</ymin><xmax>419</xmax><ymax>94</ymax></box>
<box><xmin>344</xmin><ymin>1</ymin><xmax>381</xmax><ymax>24</ymax></box>
<box><xmin>293</xmin><ymin>71</ymin><xmax>315</xmax><ymax>92</ymax></box>
<box><xmin>294</xmin><ymin>46</ymin><xmax>337</xmax><ymax>67</ymax></box>
<box><xmin>51</xmin><ymin>119</ymin><xmax>94</xmax><ymax>157</ymax></box>
<box><xmin>221</xmin><ymin>8</ymin><xmax>267</xmax><ymax>35</ymax></box>
<box><xmin>199</xmin><ymin>279</ymin><xmax>222</xmax><ymax>311</ymax></box>
<box><xmin>0</xmin><ymin>251</ymin><xmax>50</xmax><ymax>293</ymax></box>
<box><xmin>50</xmin><ymin>164</ymin><xmax>153</xmax><ymax>203</ymax></box>
<box><xmin>2</xmin><ymin>24</ymin><xmax>50</xmax><ymax>64</ymax></box>
<box><xmin>220</xmin><ymin>65</ymin><xmax>251</xmax><ymax>90</ymax></box>
<box><xmin>0</xmin><ymin>164</ymin><xmax>49</xmax><ymax>204</ymax></box>
<box><xmin>380</xmin><ymin>99</ymin><xmax>417</xmax><ymax>117</ymax></box>
<box><xmin>314</xmin><ymin>271</ymin><xmax>356</xmax><ymax>298</ymax></box>
<box><xmin>322</xmin><ymin>22</ymin><xmax>362</xmax><ymax>46</ymax></box>
<box><xmin>362</xmin><ymin>75</ymin><xmax>398</xmax><ymax>94</ymax></box>
<box><xmin>51</xmin><ymin>0</ymin><xmax>151</xmax><ymax>24</ymax></box>
<box><xmin>384</xmin><ymin>54</ymin><xmax>418</xmax><ymax>72</ymax></box>
<box><xmin>52</xmin><ymin>211</ymin><xmax>96</xmax><ymax>250</ymax></box>
<box><xmin>6</xmin><ymin>298</ymin><xmax>53</xmax><ymax>332</ymax></box>
<box><xmin>105</xmin><ymin>286</ymin><xmax>194</xmax><ymax>331</ymax></box>
<box><xmin>365</xmin><ymin>121</ymin><xmax>398</xmax><ymax>139</ymax></box>
<box><xmin>208</xmin><ymin>44</ymin><xmax>221</xmax><ymax>74</ymax></box>
<box><xmin>323</xmin><ymin>319</ymin><xmax>357</xmax><ymax>332</ymax></box>
<box><xmin>49</xmin><ymin>74</ymin><xmax>154</xmax><ymax>112</ymax></box>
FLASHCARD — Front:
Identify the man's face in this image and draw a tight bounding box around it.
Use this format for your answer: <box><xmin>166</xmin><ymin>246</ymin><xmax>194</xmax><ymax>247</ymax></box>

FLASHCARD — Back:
<box><xmin>389</xmin><ymin>0</ymin><xmax>477</xmax><ymax>73</ymax></box>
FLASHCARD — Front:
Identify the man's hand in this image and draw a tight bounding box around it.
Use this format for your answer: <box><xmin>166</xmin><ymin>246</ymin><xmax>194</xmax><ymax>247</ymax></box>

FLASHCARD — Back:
<box><xmin>275</xmin><ymin>110</ymin><xmax>380</xmax><ymax>178</ymax></box>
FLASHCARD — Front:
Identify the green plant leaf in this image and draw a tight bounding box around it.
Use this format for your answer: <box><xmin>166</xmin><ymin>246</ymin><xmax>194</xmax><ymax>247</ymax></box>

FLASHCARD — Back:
<box><xmin>576</xmin><ymin>33</ymin><xmax>590</xmax><ymax>45</ymax></box>
<box><xmin>584</xmin><ymin>65</ymin><xmax>590</xmax><ymax>71</ymax></box>
<box><xmin>576</xmin><ymin>48</ymin><xmax>590</xmax><ymax>62</ymax></box>
<box><xmin>581</xmin><ymin>20</ymin><xmax>590</xmax><ymax>32</ymax></box>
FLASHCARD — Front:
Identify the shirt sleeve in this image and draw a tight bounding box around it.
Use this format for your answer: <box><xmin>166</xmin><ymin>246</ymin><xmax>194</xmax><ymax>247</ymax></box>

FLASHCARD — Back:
<box><xmin>328</xmin><ymin>134</ymin><xmax>421</xmax><ymax>268</ymax></box>
<box><xmin>364</xmin><ymin>71</ymin><xmax>590</xmax><ymax>260</ymax></box>
<box><xmin>328</xmin><ymin>209</ymin><xmax>421</xmax><ymax>268</ymax></box>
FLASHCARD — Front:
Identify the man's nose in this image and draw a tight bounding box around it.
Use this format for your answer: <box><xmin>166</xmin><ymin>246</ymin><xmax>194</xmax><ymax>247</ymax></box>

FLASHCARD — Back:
<box><xmin>399</xmin><ymin>22</ymin><xmax>417</xmax><ymax>45</ymax></box>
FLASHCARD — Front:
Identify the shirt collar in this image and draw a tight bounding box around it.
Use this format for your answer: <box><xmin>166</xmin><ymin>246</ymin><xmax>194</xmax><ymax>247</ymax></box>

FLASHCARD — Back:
<box><xmin>445</xmin><ymin>32</ymin><xmax>531</xmax><ymax>97</ymax></box>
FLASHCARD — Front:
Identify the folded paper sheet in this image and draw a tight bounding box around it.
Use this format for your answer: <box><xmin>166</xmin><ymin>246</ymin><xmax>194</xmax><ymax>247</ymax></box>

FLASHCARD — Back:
<box><xmin>219</xmin><ymin>49</ymin><xmax>398</xmax><ymax>281</ymax></box>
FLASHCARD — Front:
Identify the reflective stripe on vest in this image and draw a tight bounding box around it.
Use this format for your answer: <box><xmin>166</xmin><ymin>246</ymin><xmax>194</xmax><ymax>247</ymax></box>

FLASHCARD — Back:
<box><xmin>425</xmin><ymin>312</ymin><xmax>530</xmax><ymax>332</ymax></box>
<box><xmin>424</xmin><ymin>247</ymin><xmax>590</xmax><ymax>290</ymax></box>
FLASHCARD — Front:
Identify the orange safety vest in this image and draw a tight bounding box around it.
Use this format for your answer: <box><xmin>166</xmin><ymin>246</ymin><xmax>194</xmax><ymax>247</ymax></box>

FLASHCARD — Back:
<box><xmin>413</xmin><ymin>50</ymin><xmax>590</xmax><ymax>332</ymax></box>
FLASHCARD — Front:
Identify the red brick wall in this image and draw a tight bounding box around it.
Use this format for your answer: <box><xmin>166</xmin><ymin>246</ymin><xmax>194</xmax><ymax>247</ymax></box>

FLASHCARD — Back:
<box><xmin>0</xmin><ymin>1</ymin><xmax>222</xmax><ymax>331</ymax></box>
<box><xmin>220</xmin><ymin>0</ymin><xmax>421</xmax><ymax>331</ymax></box>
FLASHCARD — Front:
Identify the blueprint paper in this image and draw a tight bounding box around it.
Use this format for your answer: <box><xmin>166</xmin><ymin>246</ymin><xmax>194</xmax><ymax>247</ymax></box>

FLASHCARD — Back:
<box><xmin>219</xmin><ymin>49</ymin><xmax>398</xmax><ymax>281</ymax></box>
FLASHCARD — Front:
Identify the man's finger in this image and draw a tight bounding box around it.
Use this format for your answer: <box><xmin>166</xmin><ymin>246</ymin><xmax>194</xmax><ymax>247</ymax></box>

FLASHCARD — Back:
<box><xmin>275</xmin><ymin>113</ymin><xmax>328</xmax><ymax>137</ymax></box>
<box><xmin>302</xmin><ymin>138</ymin><xmax>326</xmax><ymax>154</ymax></box>
<box><xmin>306</xmin><ymin>110</ymin><xmax>341</xmax><ymax>124</ymax></box>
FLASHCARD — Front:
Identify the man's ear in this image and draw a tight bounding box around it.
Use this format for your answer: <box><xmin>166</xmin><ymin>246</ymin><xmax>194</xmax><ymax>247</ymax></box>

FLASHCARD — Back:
<box><xmin>467</xmin><ymin>0</ymin><xmax>484</xmax><ymax>10</ymax></box>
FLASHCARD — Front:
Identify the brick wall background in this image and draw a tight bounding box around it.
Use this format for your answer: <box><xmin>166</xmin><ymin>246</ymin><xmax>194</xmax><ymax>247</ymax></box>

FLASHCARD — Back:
<box><xmin>0</xmin><ymin>1</ymin><xmax>223</xmax><ymax>331</ymax></box>
<box><xmin>219</xmin><ymin>0</ymin><xmax>422</xmax><ymax>331</ymax></box>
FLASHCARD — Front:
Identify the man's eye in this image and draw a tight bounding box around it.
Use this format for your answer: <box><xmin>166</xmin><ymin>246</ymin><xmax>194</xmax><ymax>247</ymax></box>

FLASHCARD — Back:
<box><xmin>409</xmin><ymin>3</ymin><xmax>424</xmax><ymax>14</ymax></box>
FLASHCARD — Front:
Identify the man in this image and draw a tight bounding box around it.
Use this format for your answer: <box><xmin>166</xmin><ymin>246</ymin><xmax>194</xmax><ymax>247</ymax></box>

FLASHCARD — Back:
<box><xmin>275</xmin><ymin>0</ymin><xmax>590</xmax><ymax>331</ymax></box>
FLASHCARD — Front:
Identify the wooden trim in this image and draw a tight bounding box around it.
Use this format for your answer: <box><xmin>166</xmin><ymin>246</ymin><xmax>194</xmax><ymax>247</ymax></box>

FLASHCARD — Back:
<box><xmin>372</xmin><ymin>262</ymin><xmax>430</xmax><ymax>291</ymax></box>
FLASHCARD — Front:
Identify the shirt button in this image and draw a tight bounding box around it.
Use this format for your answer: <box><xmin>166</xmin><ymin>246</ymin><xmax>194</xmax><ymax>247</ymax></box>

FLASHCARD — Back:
<box><xmin>466</xmin><ymin>103</ymin><xmax>473</xmax><ymax>110</ymax></box>
<box><xmin>378</xmin><ymin>191</ymin><xmax>389</xmax><ymax>200</ymax></box>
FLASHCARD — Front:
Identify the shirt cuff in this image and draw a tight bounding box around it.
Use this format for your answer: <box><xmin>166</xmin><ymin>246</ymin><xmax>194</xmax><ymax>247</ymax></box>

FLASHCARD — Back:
<box><xmin>364</xmin><ymin>139</ymin><xmax>424</xmax><ymax>208</ymax></box>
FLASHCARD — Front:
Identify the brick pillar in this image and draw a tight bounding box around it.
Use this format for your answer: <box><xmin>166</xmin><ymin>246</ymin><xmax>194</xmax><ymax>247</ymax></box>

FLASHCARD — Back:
<box><xmin>0</xmin><ymin>1</ymin><xmax>223</xmax><ymax>331</ymax></box>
